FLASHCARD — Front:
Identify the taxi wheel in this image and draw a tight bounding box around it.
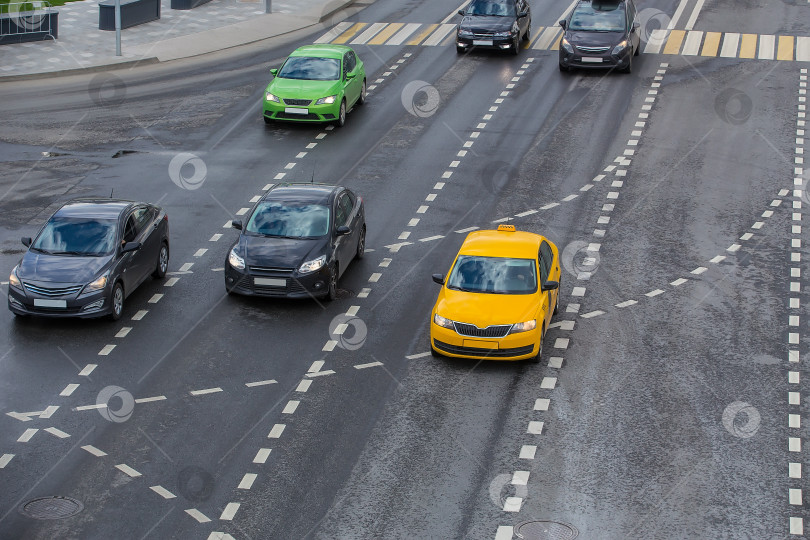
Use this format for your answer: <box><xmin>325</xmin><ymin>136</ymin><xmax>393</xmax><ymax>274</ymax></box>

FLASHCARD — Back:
<box><xmin>529</xmin><ymin>327</ymin><xmax>544</xmax><ymax>363</ymax></box>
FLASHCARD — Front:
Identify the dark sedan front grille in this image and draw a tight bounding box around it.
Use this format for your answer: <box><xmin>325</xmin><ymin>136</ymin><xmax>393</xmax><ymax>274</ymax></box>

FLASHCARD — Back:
<box><xmin>23</xmin><ymin>283</ymin><xmax>83</xmax><ymax>297</ymax></box>
<box><xmin>471</xmin><ymin>31</ymin><xmax>495</xmax><ymax>39</ymax></box>
<box><xmin>283</xmin><ymin>98</ymin><xmax>311</xmax><ymax>106</ymax></box>
<box><xmin>249</xmin><ymin>266</ymin><xmax>294</xmax><ymax>275</ymax></box>
<box><xmin>434</xmin><ymin>340</ymin><xmax>534</xmax><ymax>358</ymax></box>
<box><xmin>453</xmin><ymin>322</ymin><xmax>512</xmax><ymax>338</ymax></box>
<box><xmin>576</xmin><ymin>45</ymin><xmax>610</xmax><ymax>53</ymax></box>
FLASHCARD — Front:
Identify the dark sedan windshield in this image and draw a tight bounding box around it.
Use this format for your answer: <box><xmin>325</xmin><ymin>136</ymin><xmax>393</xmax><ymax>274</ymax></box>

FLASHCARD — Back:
<box><xmin>466</xmin><ymin>0</ymin><xmax>516</xmax><ymax>16</ymax></box>
<box><xmin>246</xmin><ymin>202</ymin><xmax>330</xmax><ymax>238</ymax></box>
<box><xmin>32</xmin><ymin>217</ymin><xmax>118</xmax><ymax>256</ymax></box>
<box><xmin>569</xmin><ymin>4</ymin><xmax>625</xmax><ymax>31</ymax></box>
<box><xmin>447</xmin><ymin>255</ymin><xmax>537</xmax><ymax>294</ymax></box>
<box><xmin>277</xmin><ymin>57</ymin><xmax>341</xmax><ymax>81</ymax></box>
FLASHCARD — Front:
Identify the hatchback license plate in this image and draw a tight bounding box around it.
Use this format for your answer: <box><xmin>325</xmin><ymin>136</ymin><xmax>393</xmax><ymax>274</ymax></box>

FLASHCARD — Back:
<box><xmin>34</xmin><ymin>298</ymin><xmax>67</xmax><ymax>308</ymax></box>
<box><xmin>582</xmin><ymin>57</ymin><xmax>602</xmax><ymax>63</ymax></box>
<box><xmin>473</xmin><ymin>40</ymin><xmax>493</xmax><ymax>46</ymax></box>
<box><xmin>254</xmin><ymin>277</ymin><xmax>286</xmax><ymax>287</ymax></box>
<box><xmin>284</xmin><ymin>107</ymin><xmax>308</xmax><ymax>115</ymax></box>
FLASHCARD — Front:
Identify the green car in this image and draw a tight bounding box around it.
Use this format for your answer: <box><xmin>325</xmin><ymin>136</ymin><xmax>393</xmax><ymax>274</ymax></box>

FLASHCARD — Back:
<box><xmin>263</xmin><ymin>44</ymin><xmax>366</xmax><ymax>127</ymax></box>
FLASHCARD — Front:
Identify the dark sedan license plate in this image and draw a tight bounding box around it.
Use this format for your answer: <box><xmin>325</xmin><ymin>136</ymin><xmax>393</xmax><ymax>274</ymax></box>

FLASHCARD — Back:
<box><xmin>581</xmin><ymin>57</ymin><xmax>603</xmax><ymax>63</ymax></box>
<box><xmin>473</xmin><ymin>39</ymin><xmax>493</xmax><ymax>46</ymax></box>
<box><xmin>284</xmin><ymin>107</ymin><xmax>308</xmax><ymax>115</ymax></box>
<box><xmin>34</xmin><ymin>298</ymin><xmax>67</xmax><ymax>308</ymax></box>
<box><xmin>254</xmin><ymin>277</ymin><xmax>286</xmax><ymax>287</ymax></box>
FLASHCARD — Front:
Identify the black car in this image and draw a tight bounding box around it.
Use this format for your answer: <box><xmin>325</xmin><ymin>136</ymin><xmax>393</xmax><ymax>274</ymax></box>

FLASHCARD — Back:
<box><xmin>225</xmin><ymin>183</ymin><xmax>365</xmax><ymax>300</ymax></box>
<box><xmin>558</xmin><ymin>0</ymin><xmax>640</xmax><ymax>73</ymax></box>
<box><xmin>456</xmin><ymin>0</ymin><xmax>531</xmax><ymax>55</ymax></box>
<box><xmin>8</xmin><ymin>199</ymin><xmax>169</xmax><ymax>320</ymax></box>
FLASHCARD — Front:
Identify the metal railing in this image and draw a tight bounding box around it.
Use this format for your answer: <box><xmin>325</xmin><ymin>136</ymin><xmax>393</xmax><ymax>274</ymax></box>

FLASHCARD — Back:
<box><xmin>0</xmin><ymin>2</ymin><xmax>55</xmax><ymax>40</ymax></box>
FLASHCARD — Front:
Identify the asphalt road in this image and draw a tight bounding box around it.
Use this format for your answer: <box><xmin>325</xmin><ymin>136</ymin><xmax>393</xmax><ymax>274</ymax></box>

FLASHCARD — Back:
<box><xmin>0</xmin><ymin>0</ymin><xmax>808</xmax><ymax>538</ymax></box>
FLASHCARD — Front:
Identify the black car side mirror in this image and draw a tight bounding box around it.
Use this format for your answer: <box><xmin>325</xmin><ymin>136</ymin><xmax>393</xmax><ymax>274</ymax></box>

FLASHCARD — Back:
<box><xmin>541</xmin><ymin>280</ymin><xmax>559</xmax><ymax>292</ymax></box>
<box><xmin>231</xmin><ymin>220</ymin><xmax>243</xmax><ymax>231</ymax></box>
<box><xmin>559</xmin><ymin>19</ymin><xmax>567</xmax><ymax>29</ymax></box>
<box><xmin>631</xmin><ymin>20</ymin><xmax>640</xmax><ymax>31</ymax></box>
<box><xmin>432</xmin><ymin>273</ymin><xmax>445</xmax><ymax>285</ymax></box>
<box><xmin>121</xmin><ymin>241</ymin><xmax>141</xmax><ymax>254</ymax></box>
<box><xmin>458</xmin><ymin>9</ymin><xmax>464</xmax><ymax>15</ymax></box>
<box><xmin>336</xmin><ymin>225</ymin><xmax>351</xmax><ymax>236</ymax></box>
<box><xmin>21</xmin><ymin>237</ymin><xmax>31</xmax><ymax>247</ymax></box>
<box><xmin>518</xmin><ymin>10</ymin><xmax>528</xmax><ymax>18</ymax></box>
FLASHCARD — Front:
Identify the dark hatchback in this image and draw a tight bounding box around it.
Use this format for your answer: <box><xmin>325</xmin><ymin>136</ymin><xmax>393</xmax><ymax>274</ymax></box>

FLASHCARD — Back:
<box><xmin>225</xmin><ymin>183</ymin><xmax>365</xmax><ymax>300</ymax></box>
<box><xmin>456</xmin><ymin>0</ymin><xmax>531</xmax><ymax>55</ymax></box>
<box><xmin>8</xmin><ymin>199</ymin><xmax>169</xmax><ymax>320</ymax></box>
<box><xmin>559</xmin><ymin>0</ymin><xmax>640</xmax><ymax>73</ymax></box>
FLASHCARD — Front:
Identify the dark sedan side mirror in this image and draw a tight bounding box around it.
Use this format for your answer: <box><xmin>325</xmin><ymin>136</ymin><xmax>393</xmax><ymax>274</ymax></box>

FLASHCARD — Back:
<box><xmin>559</xmin><ymin>19</ymin><xmax>567</xmax><ymax>29</ymax></box>
<box><xmin>270</xmin><ymin>68</ymin><xmax>278</xmax><ymax>76</ymax></box>
<box><xmin>541</xmin><ymin>280</ymin><xmax>559</xmax><ymax>292</ymax></box>
<box><xmin>121</xmin><ymin>241</ymin><xmax>141</xmax><ymax>254</ymax></box>
<box><xmin>631</xmin><ymin>21</ymin><xmax>640</xmax><ymax>31</ymax></box>
<box><xmin>432</xmin><ymin>273</ymin><xmax>445</xmax><ymax>285</ymax></box>
<box><xmin>231</xmin><ymin>220</ymin><xmax>243</xmax><ymax>231</ymax></box>
<box><xmin>336</xmin><ymin>225</ymin><xmax>351</xmax><ymax>236</ymax></box>
<box><xmin>21</xmin><ymin>237</ymin><xmax>31</xmax><ymax>247</ymax></box>
<box><xmin>458</xmin><ymin>9</ymin><xmax>464</xmax><ymax>15</ymax></box>
<box><xmin>518</xmin><ymin>10</ymin><xmax>528</xmax><ymax>18</ymax></box>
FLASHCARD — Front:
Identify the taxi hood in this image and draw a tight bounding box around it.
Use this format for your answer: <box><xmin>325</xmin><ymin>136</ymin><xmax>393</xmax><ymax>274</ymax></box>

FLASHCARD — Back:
<box><xmin>435</xmin><ymin>288</ymin><xmax>541</xmax><ymax>328</ymax></box>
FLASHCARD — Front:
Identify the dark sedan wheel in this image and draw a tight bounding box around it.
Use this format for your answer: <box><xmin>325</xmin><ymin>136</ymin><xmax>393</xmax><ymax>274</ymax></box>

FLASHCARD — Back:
<box><xmin>511</xmin><ymin>36</ymin><xmax>520</xmax><ymax>55</ymax></box>
<box><xmin>456</xmin><ymin>45</ymin><xmax>464</xmax><ymax>54</ymax></box>
<box><xmin>152</xmin><ymin>242</ymin><xmax>169</xmax><ymax>278</ymax></box>
<box><xmin>327</xmin><ymin>266</ymin><xmax>338</xmax><ymax>301</ymax></box>
<box><xmin>356</xmin><ymin>226</ymin><xmax>366</xmax><ymax>259</ymax></box>
<box><xmin>335</xmin><ymin>100</ymin><xmax>346</xmax><ymax>127</ymax></box>
<box><xmin>523</xmin><ymin>21</ymin><xmax>531</xmax><ymax>41</ymax></box>
<box><xmin>559</xmin><ymin>63</ymin><xmax>569</xmax><ymax>72</ymax></box>
<box><xmin>634</xmin><ymin>43</ymin><xmax>640</xmax><ymax>56</ymax></box>
<box><xmin>622</xmin><ymin>55</ymin><xmax>632</xmax><ymax>74</ymax></box>
<box><xmin>109</xmin><ymin>282</ymin><xmax>124</xmax><ymax>321</ymax></box>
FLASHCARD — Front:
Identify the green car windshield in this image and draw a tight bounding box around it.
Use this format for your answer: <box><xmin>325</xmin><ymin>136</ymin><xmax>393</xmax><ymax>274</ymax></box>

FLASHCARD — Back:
<box><xmin>569</xmin><ymin>3</ymin><xmax>625</xmax><ymax>31</ymax></box>
<box><xmin>447</xmin><ymin>255</ymin><xmax>537</xmax><ymax>294</ymax></box>
<box><xmin>246</xmin><ymin>202</ymin><xmax>330</xmax><ymax>238</ymax></box>
<box><xmin>277</xmin><ymin>57</ymin><xmax>341</xmax><ymax>81</ymax></box>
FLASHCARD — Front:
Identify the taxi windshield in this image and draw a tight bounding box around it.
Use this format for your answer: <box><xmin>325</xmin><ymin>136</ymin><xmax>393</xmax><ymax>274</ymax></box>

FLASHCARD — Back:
<box><xmin>447</xmin><ymin>255</ymin><xmax>537</xmax><ymax>294</ymax></box>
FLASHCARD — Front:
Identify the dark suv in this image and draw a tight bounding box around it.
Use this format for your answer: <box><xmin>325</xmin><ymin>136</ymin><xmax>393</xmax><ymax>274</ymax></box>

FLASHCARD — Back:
<box><xmin>558</xmin><ymin>0</ymin><xmax>640</xmax><ymax>73</ymax></box>
<box><xmin>456</xmin><ymin>0</ymin><xmax>531</xmax><ymax>55</ymax></box>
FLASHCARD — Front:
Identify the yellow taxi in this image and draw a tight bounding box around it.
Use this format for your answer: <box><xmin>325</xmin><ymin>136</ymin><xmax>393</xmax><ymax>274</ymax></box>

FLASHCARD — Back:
<box><xmin>430</xmin><ymin>225</ymin><xmax>560</xmax><ymax>363</ymax></box>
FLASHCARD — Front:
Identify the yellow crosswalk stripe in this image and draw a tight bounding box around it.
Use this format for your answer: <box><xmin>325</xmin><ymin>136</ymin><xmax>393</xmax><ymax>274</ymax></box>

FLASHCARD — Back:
<box><xmin>550</xmin><ymin>34</ymin><xmax>563</xmax><ymax>51</ymax></box>
<box><xmin>701</xmin><ymin>32</ymin><xmax>721</xmax><ymax>56</ymax></box>
<box><xmin>778</xmin><ymin>35</ymin><xmax>795</xmax><ymax>61</ymax></box>
<box><xmin>332</xmin><ymin>22</ymin><xmax>366</xmax><ymax>44</ymax></box>
<box><xmin>407</xmin><ymin>24</ymin><xmax>439</xmax><ymax>46</ymax></box>
<box><xmin>662</xmin><ymin>30</ymin><xmax>685</xmax><ymax>55</ymax></box>
<box><xmin>739</xmin><ymin>33</ymin><xmax>757</xmax><ymax>58</ymax></box>
<box><xmin>368</xmin><ymin>22</ymin><xmax>404</xmax><ymax>45</ymax></box>
<box><xmin>526</xmin><ymin>26</ymin><xmax>545</xmax><ymax>49</ymax></box>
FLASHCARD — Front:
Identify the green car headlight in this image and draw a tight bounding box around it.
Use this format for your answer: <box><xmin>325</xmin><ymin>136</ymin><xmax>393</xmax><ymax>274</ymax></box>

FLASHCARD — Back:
<box><xmin>315</xmin><ymin>95</ymin><xmax>337</xmax><ymax>105</ymax></box>
<box><xmin>266</xmin><ymin>92</ymin><xmax>280</xmax><ymax>103</ymax></box>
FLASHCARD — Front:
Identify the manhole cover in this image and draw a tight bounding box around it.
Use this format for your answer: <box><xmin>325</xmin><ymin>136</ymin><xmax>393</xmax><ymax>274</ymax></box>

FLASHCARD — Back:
<box><xmin>19</xmin><ymin>496</ymin><xmax>84</xmax><ymax>520</ymax></box>
<box><xmin>516</xmin><ymin>520</ymin><xmax>579</xmax><ymax>540</ymax></box>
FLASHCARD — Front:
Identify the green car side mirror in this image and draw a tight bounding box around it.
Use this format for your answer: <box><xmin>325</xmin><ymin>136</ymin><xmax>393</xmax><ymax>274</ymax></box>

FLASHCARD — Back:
<box><xmin>270</xmin><ymin>68</ymin><xmax>278</xmax><ymax>76</ymax></box>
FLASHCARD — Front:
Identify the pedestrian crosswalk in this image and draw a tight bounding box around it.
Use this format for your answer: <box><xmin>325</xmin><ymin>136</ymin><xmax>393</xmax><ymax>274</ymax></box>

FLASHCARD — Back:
<box><xmin>316</xmin><ymin>21</ymin><xmax>810</xmax><ymax>62</ymax></box>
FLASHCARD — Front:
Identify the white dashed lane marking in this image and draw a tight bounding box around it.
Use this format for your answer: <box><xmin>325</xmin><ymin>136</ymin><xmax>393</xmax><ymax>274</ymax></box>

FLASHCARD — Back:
<box><xmin>268</xmin><ymin>424</ymin><xmax>285</xmax><ymax>439</ymax></box>
<box><xmin>185</xmin><ymin>509</ymin><xmax>211</xmax><ymax>523</ymax></box>
<box><xmin>150</xmin><ymin>485</ymin><xmax>177</xmax><ymax>499</ymax></box>
<box><xmin>189</xmin><ymin>387</ymin><xmax>223</xmax><ymax>396</ymax></box>
<box><xmin>238</xmin><ymin>473</ymin><xmax>257</xmax><ymax>490</ymax></box>
<box><xmin>253</xmin><ymin>448</ymin><xmax>272</xmax><ymax>464</ymax></box>
<box><xmin>0</xmin><ymin>454</ymin><xmax>14</xmax><ymax>468</ymax></box>
<box><xmin>220</xmin><ymin>502</ymin><xmax>240</xmax><ymax>521</ymax></box>
<box><xmin>115</xmin><ymin>464</ymin><xmax>142</xmax><ymax>477</ymax></box>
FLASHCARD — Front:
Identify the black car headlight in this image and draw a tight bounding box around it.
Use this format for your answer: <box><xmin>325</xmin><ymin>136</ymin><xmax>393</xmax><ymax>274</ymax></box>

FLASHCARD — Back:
<box><xmin>299</xmin><ymin>255</ymin><xmax>325</xmax><ymax>274</ymax></box>
<box><xmin>229</xmin><ymin>248</ymin><xmax>245</xmax><ymax>270</ymax></box>
<box><xmin>561</xmin><ymin>37</ymin><xmax>574</xmax><ymax>53</ymax></box>
<box><xmin>8</xmin><ymin>266</ymin><xmax>22</xmax><ymax>291</ymax></box>
<box><xmin>612</xmin><ymin>40</ymin><xmax>630</xmax><ymax>55</ymax></box>
<box><xmin>80</xmin><ymin>273</ymin><xmax>108</xmax><ymax>297</ymax></box>
<box><xmin>494</xmin><ymin>31</ymin><xmax>511</xmax><ymax>38</ymax></box>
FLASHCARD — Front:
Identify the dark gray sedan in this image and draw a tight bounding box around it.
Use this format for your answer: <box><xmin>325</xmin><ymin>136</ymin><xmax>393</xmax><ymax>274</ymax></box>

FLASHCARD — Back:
<box><xmin>7</xmin><ymin>198</ymin><xmax>169</xmax><ymax>320</ymax></box>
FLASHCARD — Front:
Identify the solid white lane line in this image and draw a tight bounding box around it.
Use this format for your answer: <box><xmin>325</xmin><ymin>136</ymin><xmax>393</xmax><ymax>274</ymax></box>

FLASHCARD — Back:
<box><xmin>355</xmin><ymin>361</ymin><xmax>384</xmax><ymax>369</ymax></box>
<box><xmin>18</xmin><ymin>429</ymin><xmax>38</xmax><ymax>442</ymax></box>
<box><xmin>684</xmin><ymin>0</ymin><xmax>705</xmax><ymax>30</ymax></box>
<box><xmin>282</xmin><ymin>401</ymin><xmax>299</xmax><ymax>414</ymax></box>
<box><xmin>60</xmin><ymin>384</ymin><xmax>79</xmax><ymax>397</ymax></box>
<box><xmin>44</xmin><ymin>427</ymin><xmax>70</xmax><ymax>438</ymax></box>
<box><xmin>239</xmin><ymin>473</ymin><xmax>257</xmax><ymax>490</ymax></box>
<box><xmin>98</xmin><ymin>345</ymin><xmax>115</xmax><ymax>356</ymax></box>
<box><xmin>245</xmin><ymin>379</ymin><xmax>277</xmax><ymax>387</ymax></box>
<box><xmin>185</xmin><ymin>509</ymin><xmax>212</xmax><ymax>523</ymax></box>
<box><xmin>190</xmin><ymin>388</ymin><xmax>223</xmax><ymax>396</ymax></box>
<box><xmin>134</xmin><ymin>396</ymin><xmax>166</xmax><ymax>403</ymax></box>
<box><xmin>254</xmin><ymin>448</ymin><xmax>272</xmax><ymax>463</ymax></box>
<box><xmin>442</xmin><ymin>0</ymin><xmax>469</xmax><ymax>23</ymax></box>
<box><xmin>116</xmin><ymin>464</ymin><xmax>141</xmax><ymax>477</ymax></box>
<box><xmin>150</xmin><ymin>485</ymin><xmax>177</xmax><ymax>499</ymax></box>
<box><xmin>82</xmin><ymin>445</ymin><xmax>107</xmax><ymax>457</ymax></box>
<box><xmin>0</xmin><ymin>454</ymin><xmax>14</xmax><ymax>468</ymax></box>
<box><xmin>268</xmin><ymin>424</ymin><xmax>286</xmax><ymax>438</ymax></box>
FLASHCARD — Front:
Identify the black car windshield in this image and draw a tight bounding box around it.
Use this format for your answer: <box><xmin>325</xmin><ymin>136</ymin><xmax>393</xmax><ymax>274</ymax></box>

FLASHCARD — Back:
<box><xmin>32</xmin><ymin>217</ymin><xmax>118</xmax><ymax>256</ymax></box>
<box><xmin>569</xmin><ymin>3</ymin><xmax>625</xmax><ymax>31</ymax></box>
<box><xmin>277</xmin><ymin>57</ymin><xmax>341</xmax><ymax>81</ymax></box>
<box><xmin>466</xmin><ymin>0</ymin><xmax>516</xmax><ymax>17</ymax></box>
<box><xmin>246</xmin><ymin>201</ymin><xmax>330</xmax><ymax>238</ymax></box>
<box><xmin>447</xmin><ymin>255</ymin><xmax>537</xmax><ymax>294</ymax></box>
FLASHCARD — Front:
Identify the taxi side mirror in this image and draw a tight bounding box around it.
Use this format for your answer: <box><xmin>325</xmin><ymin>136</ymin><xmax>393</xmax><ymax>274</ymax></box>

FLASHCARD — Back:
<box><xmin>541</xmin><ymin>280</ymin><xmax>559</xmax><ymax>291</ymax></box>
<box><xmin>432</xmin><ymin>273</ymin><xmax>445</xmax><ymax>285</ymax></box>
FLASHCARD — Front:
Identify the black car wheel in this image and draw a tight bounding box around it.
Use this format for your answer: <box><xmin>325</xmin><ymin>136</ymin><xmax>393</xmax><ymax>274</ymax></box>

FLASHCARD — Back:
<box><xmin>523</xmin><ymin>20</ymin><xmax>531</xmax><ymax>41</ymax></box>
<box><xmin>456</xmin><ymin>45</ymin><xmax>464</xmax><ymax>54</ymax></box>
<box><xmin>559</xmin><ymin>63</ymin><xmax>569</xmax><ymax>72</ymax></box>
<box><xmin>511</xmin><ymin>35</ymin><xmax>520</xmax><ymax>55</ymax></box>
<box><xmin>335</xmin><ymin>100</ymin><xmax>346</xmax><ymax>128</ymax></box>
<box><xmin>109</xmin><ymin>282</ymin><xmax>124</xmax><ymax>321</ymax></box>
<box><xmin>356</xmin><ymin>226</ymin><xmax>366</xmax><ymax>260</ymax></box>
<box><xmin>327</xmin><ymin>265</ymin><xmax>338</xmax><ymax>301</ymax></box>
<box><xmin>358</xmin><ymin>80</ymin><xmax>366</xmax><ymax>106</ymax></box>
<box><xmin>634</xmin><ymin>42</ymin><xmax>640</xmax><ymax>56</ymax></box>
<box><xmin>152</xmin><ymin>242</ymin><xmax>169</xmax><ymax>279</ymax></box>
<box><xmin>622</xmin><ymin>54</ymin><xmax>632</xmax><ymax>73</ymax></box>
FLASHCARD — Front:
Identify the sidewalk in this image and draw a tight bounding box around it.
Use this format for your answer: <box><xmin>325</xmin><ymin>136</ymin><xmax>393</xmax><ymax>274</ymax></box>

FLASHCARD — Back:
<box><xmin>0</xmin><ymin>0</ymin><xmax>353</xmax><ymax>78</ymax></box>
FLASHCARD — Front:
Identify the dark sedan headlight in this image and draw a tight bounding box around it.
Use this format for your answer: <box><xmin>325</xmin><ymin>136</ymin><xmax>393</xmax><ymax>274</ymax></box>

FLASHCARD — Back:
<box><xmin>80</xmin><ymin>273</ymin><xmax>108</xmax><ymax>296</ymax></box>
<box><xmin>612</xmin><ymin>40</ymin><xmax>630</xmax><ymax>55</ymax></box>
<box><xmin>315</xmin><ymin>95</ymin><xmax>336</xmax><ymax>105</ymax></box>
<box><xmin>494</xmin><ymin>31</ymin><xmax>512</xmax><ymax>38</ymax></box>
<box><xmin>433</xmin><ymin>313</ymin><xmax>455</xmax><ymax>329</ymax></box>
<box><xmin>265</xmin><ymin>92</ymin><xmax>280</xmax><ymax>103</ymax></box>
<box><xmin>229</xmin><ymin>248</ymin><xmax>245</xmax><ymax>270</ymax></box>
<box><xmin>299</xmin><ymin>255</ymin><xmax>325</xmax><ymax>274</ymax></box>
<box><xmin>561</xmin><ymin>37</ymin><xmax>574</xmax><ymax>53</ymax></box>
<box><xmin>458</xmin><ymin>29</ymin><xmax>473</xmax><ymax>38</ymax></box>
<box><xmin>8</xmin><ymin>266</ymin><xmax>22</xmax><ymax>291</ymax></box>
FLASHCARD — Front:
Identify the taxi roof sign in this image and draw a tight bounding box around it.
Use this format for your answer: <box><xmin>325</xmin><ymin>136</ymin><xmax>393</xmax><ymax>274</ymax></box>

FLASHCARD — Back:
<box><xmin>497</xmin><ymin>224</ymin><xmax>516</xmax><ymax>232</ymax></box>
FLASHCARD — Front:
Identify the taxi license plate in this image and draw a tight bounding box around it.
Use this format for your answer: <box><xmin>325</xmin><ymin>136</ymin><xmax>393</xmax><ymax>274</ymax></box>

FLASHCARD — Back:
<box><xmin>255</xmin><ymin>277</ymin><xmax>286</xmax><ymax>287</ymax></box>
<box><xmin>463</xmin><ymin>339</ymin><xmax>498</xmax><ymax>350</ymax></box>
<box><xmin>473</xmin><ymin>40</ymin><xmax>493</xmax><ymax>46</ymax></box>
<box><xmin>284</xmin><ymin>107</ymin><xmax>308</xmax><ymax>115</ymax></box>
<box><xmin>582</xmin><ymin>57</ymin><xmax>602</xmax><ymax>63</ymax></box>
<box><xmin>34</xmin><ymin>298</ymin><xmax>67</xmax><ymax>308</ymax></box>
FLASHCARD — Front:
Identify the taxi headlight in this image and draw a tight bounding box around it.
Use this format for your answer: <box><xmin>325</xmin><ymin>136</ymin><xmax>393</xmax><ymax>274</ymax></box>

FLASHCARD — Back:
<box><xmin>510</xmin><ymin>319</ymin><xmax>537</xmax><ymax>334</ymax></box>
<box><xmin>433</xmin><ymin>313</ymin><xmax>455</xmax><ymax>329</ymax></box>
